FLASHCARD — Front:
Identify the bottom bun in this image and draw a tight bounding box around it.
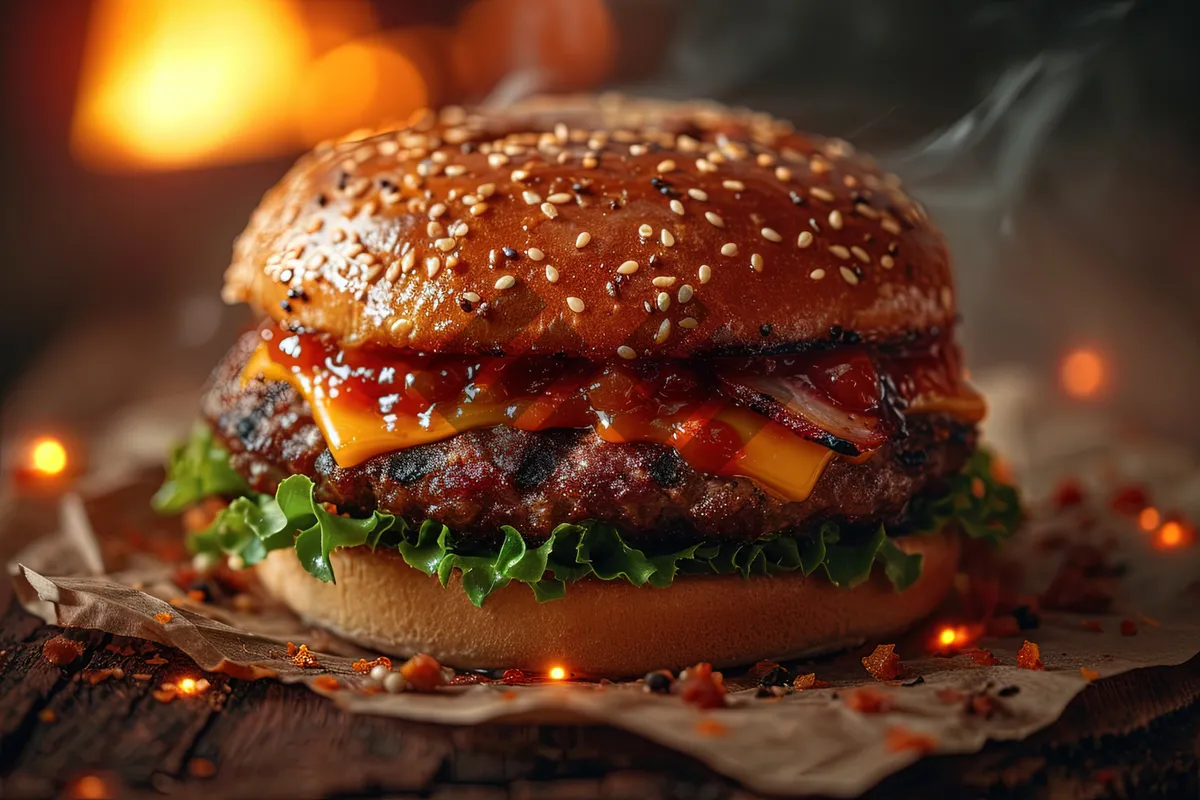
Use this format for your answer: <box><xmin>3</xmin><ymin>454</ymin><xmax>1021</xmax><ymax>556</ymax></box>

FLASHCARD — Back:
<box><xmin>256</xmin><ymin>529</ymin><xmax>960</xmax><ymax>677</ymax></box>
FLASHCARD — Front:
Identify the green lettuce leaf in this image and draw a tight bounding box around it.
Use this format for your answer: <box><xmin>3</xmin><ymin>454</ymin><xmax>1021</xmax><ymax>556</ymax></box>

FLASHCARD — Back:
<box><xmin>152</xmin><ymin>422</ymin><xmax>249</xmax><ymax>513</ymax></box>
<box><xmin>164</xmin><ymin>424</ymin><xmax>1021</xmax><ymax>606</ymax></box>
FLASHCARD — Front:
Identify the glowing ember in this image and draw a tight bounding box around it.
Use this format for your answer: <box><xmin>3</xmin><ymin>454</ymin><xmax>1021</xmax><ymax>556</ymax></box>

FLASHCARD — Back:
<box><xmin>177</xmin><ymin>678</ymin><xmax>198</xmax><ymax>694</ymax></box>
<box><xmin>938</xmin><ymin>627</ymin><xmax>957</xmax><ymax>647</ymax></box>
<box><xmin>1060</xmin><ymin>348</ymin><xmax>1106</xmax><ymax>399</ymax></box>
<box><xmin>29</xmin><ymin>437</ymin><xmax>68</xmax><ymax>476</ymax></box>
<box><xmin>1156</xmin><ymin>520</ymin><xmax>1189</xmax><ymax>549</ymax></box>
<box><xmin>1138</xmin><ymin>507</ymin><xmax>1161</xmax><ymax>532</ymax></box>
<box><xmin>548</xmin><ymin>666</ymin><xmax>567</xmax><ymax>681</ymax></box>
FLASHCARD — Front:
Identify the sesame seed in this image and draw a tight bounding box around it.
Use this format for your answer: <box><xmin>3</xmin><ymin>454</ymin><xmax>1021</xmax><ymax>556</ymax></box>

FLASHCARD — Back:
<box><xmin>511</xmin><ymin>169</ymin><xmax>529</xmax><ymax>182</ymax></box>
<box><xmin>469</xmin><ymin>202</ymin><xmax>489</xmax><ymax>216</ymax></box>
<box><xmin>678</xmin><ymin>284</ymin><xmax>694</xmax><ymax>303</ymax></box>
<box><xmin>630</xmin><ymin>144</ymin><xmax>648</xmax><ymax>156</ymax></box>
<box><xmin>461</xmin><ymin>194</ymin><xmax>479</xmax><ymax>206</ymax></box>
<box><xmin>720</xmin><ymin>243</ymin><xmax>738</xmax><ymax>257</ymax></box>
<box><xmin>638</xmin><ymin>223</ymin><xmax>654</xmax><ymax>238</ymax></box>
<box><xmin>679</xmin><ymin>316</ymin><xmax>698</xmax><ymax>329</ymax></box>
<box><xmin>526</xmin><ymin>248</ymin><xmax>545</xmax><ymax>261</ymax></box>
<box><xmin>695</xmin><ymin>158</ymin><xmax>716</xmax><ymax>173</ymax></box>
<box><xmin>487</xmin><ymin>153</ymin><xmax>509</xmax><ymax>168</ymax></box>
<box><xmin>761</xmin><ymin>227</ymin><xmax>782</xmax><ymax>243</ymax></box>
<box><xmin>811</xmin><ymin>187</ymin><xmax>835</xmax><ymax>202</ymax></box>
<box><xmin>750</xmin><ymin>253</ymin><xmax>764</xmax><ymax>272</ymax></box>
<box><xmin>435</xmin><ymin>237</ymin><xmax>457</xmax><ymax>252</ymax></box>
<box><xmin>617</xmin><ymin>345</ymin><xmax>637</xmax><ymax>360</ymax></box>
<box><xmin>655</xmin><ymin>318</ymin><xmax>672</xmax><ymax>344</ymax></box>
<box><xmin>656</xmin><ymin>159</ymin><xmax>677</xmax><ymax>173</ymax></box>
<box><xmin>855</xmin><ymin>203</ymin><xmax>879</xmax><ymax>219</ymax></box>
<box><xmin>617</xmin><ymin>260</ymin><xmax>639</xmax><ymax>275</ymax></box>
<box><xmin>463</xmin><ymin>291</ymin><xmax>481</xmax><ymax>303</ymax></box>
<box><xmin>429</xmin><ymin>203</ymin><xmax>447</xmax><ymax>219</ymax></box>
<box><xmin>426</xmin><ymin>256</ymin><xmax>442</xmax><ymax>278</ymax></box>
<box><xmin>385</xmin><ymin>261</ymin><xmax>402</xmax><ymax>283</ymax></box>
<box><xmin>652</xmin><ymin>276</ymin><xmax>677</xmax><ymax>288</ymax></box>
<box><xmin>547</xmin><ymin>192</ymin><xmax>572</xmax><ymax>204</ymax></box>
<box><xmin>575</xmin><ymin>231</ymin><xmax>591</xmax><ymax>248</ymax></box>
<box><xmin>850</xmin><ymin>245</ymin><xmax>870</xmax><ymax>263</ymax></box>
<box><xmin>426</xmin><ymin>221</ymin><xmax>444</xmax><ymax>238</ymax></box>
<box><xmin>545</xmin><ymin>264</ymin><xmax>560</xmax><ymax>283</ymax></box>
<box><xmin>567</xmin><ymin>296</ymin><xmax>586</xmax><ymax>313</ymax></box>
<box><xmin>540</xmin><ymin>202</ymin><xmax>559</xmax><ymax>219</ymax></box>
<box><xmin>881</xmin><ymin>218</ymin><xmax>902</xmax><ymax>234</ymax></box>
<box><xmin>797</xmin><ymin>231</ymin><xmax>814</xmax><ymax>248</ymax></box>
<box><xmin>660</xmin><ymin>229</ymin><xmax>676</xmax><ymax>247</ymax></box>
<box><xmin>687</xmin><ymin>188</ymin><xmax>708</xmax><ymax>201</ymax></box>
<box><xmin>722</xmin><ymin>180</ymin><xmax>745</xmax><ymax>191</ymax></box>
<box><xmin>670</xmin><ymin>199</ymin><xmax>685</xmax><ymax>215</ymax></box>
<box><xmin>495</xmin><ymin>275</ymin><xmax>516</xmax><ymax>290</ymax></box>
<box><xmin>705</xmin><ymin>211</ymin><xmax>725</xmax><ymax>228</ymax></box>
<box><xmin>389</xmin><ymin>318</ymin><xmax>413</xmax><ymax>337</ymax></box>
<box><xmin>698</xmin><ymin>264</ymin><xmax>712</xmax><ymax>284</ymax></box>
<box><xmin>810</xmin><ymin>268</ymin><xmax>826</xmax><ymax>280</ymax></box>
<box><xmin>775</xmin><ymin>166</ymin><xmax>792</xmax><ymax>182</ymax></box>
<box><xmin>452</xmin><ymin>222</ymin><xmax>469</xmax><ymax>237</ymax></box>
<box><xmin>839</xmin><ymin>266</ymin><xmax>859</xmax><ymax>285</ymax></box>
<box><xmin>444</xmin><ymin>164</ymin><xmax>466</xmax><ymax>177</ymax></box>
<box><xmin>828</xmin><ymin>210</ymin><xmax>844</xmax><ymax>230</ymax></box>
<box><xmin>445</xmin><ymin>254</ymin><xmax>459</xmax><ymax>270</ymax></box>
<box><xmin>401</xmin><ymin>250</ymin><xmax>416</xmax><ymax>272</ymax></box>
<box><xmin>582</xmin><ymin>155</ymin><xmax>598</xmax><ymax>169</ymax></box>
<box><xmin>880</xmin><ymin>254</ymin><xmax>895</xmax><ymax>269</ymax></box>
<box><xmin>829</xmin><ymin>245</ymin><xmax>850</xmax><ymax>259</ymax></box>
<box><xmin>522</xmin><ymin>190</ymin><xmax>541</xmax><ymax>205</ymax></box>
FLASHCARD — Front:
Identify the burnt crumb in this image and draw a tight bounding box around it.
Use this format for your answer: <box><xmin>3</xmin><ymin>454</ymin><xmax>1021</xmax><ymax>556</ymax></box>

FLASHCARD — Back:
<box><xmin>760</xmin><ymin>323</ymin><xmax>773</xmax><ymax>337</ymax></box>
<box><xmin>502</xmin><ymin>247</ymin><xmax>519</xmax><ymax>260</ymax></box>
<box><xmin>386</xmin><ymin>448</ymin><xmax>447</xmax><ymax>485</ymax></box>
<box><xmin>315</xmin><ymin>193</ymin><xmax>328</xmax><ymax>207</ymax></box>
<box><xmin>648</xmin><ymin>450</ymin><xmax>685</xmax><ymax>487</ymax></box>
<box><xmin>757</xmin><ymin>665</ymin><xmax>792</xmax><ymax>687</ymax></box>
<box><xmin>842</xmin><ymin>330</ymin><xmax>862</xmax><ymax>345</ymax></box>
<box><xmin>650</xmin><ymin>177</ymin><xmax>679</xmax><ymax>198</ymax></box>
<box><xmin>458</xmin><ymin>297</ymin><xmax>474</xmax><ymax>313</ymax></box>
<box><xmin>829</xmin><ymin>325</ymin><xmax>843</xmax><ymax>341</ymax></box>
<box><xmin>643</xmin><ymin>671</ymin><xmax>673</xmax><ymax>694</ymax></box>
<box><xmin>1012</xmin><ymin>605</ymin><xmax>1041</xmax><ymax>630</ymax></box>
<box><xmin>287</xmin><ymin>288</ymin><xmax>309</xmax><ymax>302</ymax></box>
<box><xmin>337</xmin><ymin>172</ymin><xmax>349</xmax><ymax>191</ymax></box>
<box><xmin>997</xmin><ymin>685</ymin><xmax>1020</xmax><ymax>697</ymax></box>
<box><xmin>514</xmin><ymin>443</ymin><xmax>557</xmax><ymax>490</ymax></box>
<box><xmin>901</xmin><ymin>676</ymin><xmax>925</xmax><ymax>687</ymax></box>
<box><xmin>572</xmin><ymin>181</ymin><xmax>593</xmax><ymax>194</ymax></box>
<box><xmin>378</xmin><ymin>178</ymin><xmax>396</xmax><ymax>192</ymax></box>
<box><xmin>789</xmin><ymin>191</ymin><xmax>806</xmax><ymax>206</ymax></box>
<box><xmin>280</xmin><ymin>300</ymin><xmax>293</xmax><ymax>313</ymax></box>
<box><xmin>609</xmin><ymin>199</ymin><xmax>622</xmax><ymax>210</ymax></box>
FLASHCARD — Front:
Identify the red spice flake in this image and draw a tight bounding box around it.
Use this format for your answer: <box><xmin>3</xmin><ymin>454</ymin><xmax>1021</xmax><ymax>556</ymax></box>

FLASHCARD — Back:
<box><xmin>1109</xmin><ymin>484</ymin><xmax>1149</xmax><ymax>515</ymax></box>
<box><xmin>400</xmin><ymin>653</ymin><xmax>447</xmax><ymax>692</ymax></box>
<box><xmin>289</xmin><ymin>643</ymin><xmax>320</xmax><ymax>669</ymax></box>
<box><xmin>965</xmin><ymin>692</ymin><xmax>1007</xmax><ymax>719</ymax></box>
<box><xmin>501</xmin><ymin>668</ymin><xmax>531</xmax><ymax>685</ymax></box>
<box><xmin>862</xmin><ymin>644</ymin><xmax>902</xmax><ymax>681</ymax></box>
<box><xmin>312</xmin><ymin>675</ymin><xmax>340</xmax><ymax>691</ymax></box>
<box><xmin>1080</xmin><ymin>667</ymin><xmax>1101</xmax><ymax>682</ymax></box>
<box><xmin>144</xmin><ymin>656</ymin><xmax>168</xmax><ymax>666</ymax></box>
<box><xmin>885</xmin><ymin>726</ymin><xmax>938</xmax><ymax>754</ymax></box>
<box><xmin>350</xmin><ymin>656</ymin><xmax>392</xmax><ymax>674</ymax></box>
<box><xmin>38</xmin><ymin>709</ymin><xmax>56</xmax><ymax>723</ymax></box>
<box><xmin>154</xmin><ymin>612</ymin><xmax>173</xmax><ymax>625</ymax></box>
<box><xmin>695</xmin><ymin>718</ymin><xmax>729</xmax><ymax>737</ymax></box>
<box><xmin>936</xmin><ymin>688</ymin><xmax>964</xmax><ymax>705</ymax></box>
<box><xmin>986</xmin><ymin>615</ymin><xmax>1021</xmax><ymax>638</ymax></box>
<box><xmin>1052</xmin><ymin>478</ymin><xmax>1085</xmax><ymax>508</ymax></box>
<box><xmin>1080</xmin><ymin>619</ymin><xmax>1104</xmax><ymax>633</ymax></box>
<box><xmin>748</xmin><ymin>659</ymin><xmax>782</xmax><ymax>679</ymax></box>
<box><xmin>970</xmin><ymin>649</ymin><xmax>1001</xmax><ymax>666</ymax></box>
<box><xmin>42</xmin><ymin>635</ymin><xmax>84</xmax><ymax>666</ymax></box>
<box><xmin>187</xmin><ymin>758</ymin><xmax>217</xmax><ymax>779</ymax></box>
<box><xmin>678</xmin><ymin>662</ymin><xmax>727</xmax><ymax>710</ymax></box>
<box><xmin>1017</xmin><ymin>640</ymin><xmax>1045</xmax><ymax>670</ymax></box>
<box><xmin>844</xmin><ymin>687</ymin><xmax>894</xmax><ymax>714</ymax></box>
<box><xmin>1120</xmin><ymin>619</ymin><xmax>1138</xmax><ymax>636</ymax></box>
<box><xmin>792</xmin><ymin>672</ymin><xmax>832</xmax><ymax>691</ymax></box>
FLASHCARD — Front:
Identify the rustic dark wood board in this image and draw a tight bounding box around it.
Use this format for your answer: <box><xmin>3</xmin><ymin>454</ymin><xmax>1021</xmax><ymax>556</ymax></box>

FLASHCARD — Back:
<box><xmin>0</xmin><ymin>597</ymin><xmax>1197</xmax><ymax>799</ymax></box>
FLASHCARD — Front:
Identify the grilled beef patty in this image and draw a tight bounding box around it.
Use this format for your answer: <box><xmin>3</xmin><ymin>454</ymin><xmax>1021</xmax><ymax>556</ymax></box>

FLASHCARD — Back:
<box><xmin>202</xmin><ymin>332</ymin><xmax>976</xmax><ymax>547</ymax></box>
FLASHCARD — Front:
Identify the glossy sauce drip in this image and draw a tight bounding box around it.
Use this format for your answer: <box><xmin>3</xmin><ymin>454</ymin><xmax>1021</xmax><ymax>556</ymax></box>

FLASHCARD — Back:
<box><xmin>243</xmin><ymin>327</ymin><xmax>984</xmax><ymax>502</ymax></box>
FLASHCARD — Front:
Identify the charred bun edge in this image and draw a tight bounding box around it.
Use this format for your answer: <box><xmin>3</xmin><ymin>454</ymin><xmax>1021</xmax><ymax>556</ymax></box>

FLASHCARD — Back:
<box><xmin>255</xmin><ymin>527</ymin><xmax>959</xmax><ymax>676</ymax></box>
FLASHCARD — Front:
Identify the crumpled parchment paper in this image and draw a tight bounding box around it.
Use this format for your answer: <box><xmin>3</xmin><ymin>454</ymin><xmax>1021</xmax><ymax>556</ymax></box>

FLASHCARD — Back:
<box><xmin>6</xmin><ymin>375</ymin><xmax>1200</xmax><ymax>797</ymax></box>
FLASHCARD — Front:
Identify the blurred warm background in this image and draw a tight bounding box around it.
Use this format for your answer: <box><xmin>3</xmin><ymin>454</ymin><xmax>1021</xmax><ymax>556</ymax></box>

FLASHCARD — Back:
<box><xmin>2</xmin><ymin>0</ymin><xmax>1199</xmax><ymax>469</ymax></box>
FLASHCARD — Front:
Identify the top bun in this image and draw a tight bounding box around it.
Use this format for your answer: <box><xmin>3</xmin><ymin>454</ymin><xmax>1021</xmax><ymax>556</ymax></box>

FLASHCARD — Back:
<box><xmin>223</xmin><ymin>95</ymin><xmax>955</xmax><ymax>358</ymax></box>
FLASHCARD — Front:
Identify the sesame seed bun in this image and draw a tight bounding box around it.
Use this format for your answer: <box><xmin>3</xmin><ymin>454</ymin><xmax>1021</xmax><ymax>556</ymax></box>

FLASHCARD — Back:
<box><xmin>223</xmin><ymin>95</ymin><xmax>955</xmax><ymax>358</ymax></box>
<box><xmin>254</xmin><ymin>526</ymin><xmax>959</xmax><ymax>676</ymax></box>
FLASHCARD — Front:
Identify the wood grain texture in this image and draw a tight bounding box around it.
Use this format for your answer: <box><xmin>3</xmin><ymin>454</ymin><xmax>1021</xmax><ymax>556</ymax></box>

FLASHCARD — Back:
<box><xmin>0</xmin><ymin>598</ymin><xmax>1196</xmax><ymax>800</ymax></box>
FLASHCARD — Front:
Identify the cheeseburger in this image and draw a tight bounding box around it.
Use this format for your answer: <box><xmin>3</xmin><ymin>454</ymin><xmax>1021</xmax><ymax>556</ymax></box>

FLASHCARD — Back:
<box><xmin>155</xmin><ymin>96</ymin><xmax>1018</xmax><ymax>676</ymax></box>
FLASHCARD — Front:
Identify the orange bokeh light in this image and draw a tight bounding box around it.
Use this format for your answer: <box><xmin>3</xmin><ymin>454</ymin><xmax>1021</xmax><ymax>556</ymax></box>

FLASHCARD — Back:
<box><xmin>1138</xmin><ymin>507</ymin><xmax>1160</xmax><ymax>532</ymax></box>
<box><xmin>938</xmin><ymin>628</ymin><xmax>957</xmax><ymax>646</ymax></box>
<box><xmin>30</xmin><ymin>437</ymin><xmax>68</xmax><ymax>476</ymax></box>
<box><xmin>177</xmin><ymin>678</ymin><xmax>198</xmax><ymax>694</ymax></box>
<box><xmin>548</xmin><ymin>666</ymin><xmax>567</xmax><ymax>680</ymax></box>
<box><xmin>1157</xmin><ymin>521</ymin><xmax>1187</xmax><ymax>549</ymax></box>
<box><xmin>1060</xmin><ymin>349</ymin><xmax>1106</xmax><ymax>399</ymax></box>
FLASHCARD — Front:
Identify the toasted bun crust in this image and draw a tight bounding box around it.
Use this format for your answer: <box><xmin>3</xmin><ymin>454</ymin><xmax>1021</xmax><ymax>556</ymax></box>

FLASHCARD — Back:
<box><xmin>224</xmin><ymin>96</ymin><xmax>954</xmax><ymax>358</ymax></box>
<box><xmin>255</xmin><ymin>528</ymin><xmax>959</xmax><ymax>676</ymax></box>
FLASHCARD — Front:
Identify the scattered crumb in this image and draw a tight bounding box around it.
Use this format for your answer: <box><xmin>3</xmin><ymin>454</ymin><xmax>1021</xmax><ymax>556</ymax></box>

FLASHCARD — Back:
<box><xmin>312</xmin><ymin>675</ymin><xmax>340</xmax><ymax>691</ymax></box>
<box><xmin>695</xmin><ymin>718</ymin><xmax>729</xmax><ymax>737</ymax></box>
<box><xmin>154</xmin><ymin>612</ymin><xmax>173</xmax><ymax>625</ymax></box>
<box><xmin>42</xmin><ymin>636</ymin><xmax>84</xmax><ymax>666</ymax></box>
<box><xmin>844</xmin><ymin>687</ymin><xmax>894</xmax><ymax>713</ymax></box>
<box><xmin>1017</xmin><ymin>640</ymin><xmax>1045</xmax><ymax>671</ymax></box>
<box><xmin>132</xmin><ymin>673</ymin><xmax>153</xmax><ymax>681</ymax></box>
<box><xmin>351</xmin><ymin>656</ymin><xmax>392</xmax><ymax>674</ymax></box>
<box><xmin>289</xmin><ymin>643</ymin><xmax>320</xmax><ymax>669</ymax></box>
<box><xmin>885</xmin><ymin>726</ymin><xmax>938</xmax><ymax>754</ymax></box>
<box><xmin>792</xmin><ymin>673</ymin><xmax>831</xmax><ymax>691</ymax></box>
<box><xmin>678</xmin><ymin>662</ymin><xmax>726</xmax><ymax>709</ymax></box>
<box><xmin>187</xmin><ymin>590</ymin><xmax>207</xmax><ymax>603</ymax></box>
<box><xmin>1080</xmin><ymin>667</ymin><xmax>1101</xmax><ymax>682</ymax></box>
<box><xmin>399</xmin><ymin>653</ymin><xmax>447</xmax><ymax>691</ymax></box>
<box><xmin>862</xmin><ymin>644</ymin><xmax>902</xmax><ymax>681</ymax></box>
<box><xmin>970</xmin><ymin>649</ymin><xmax>1001</xmax><ymax>666</ymax></box>
<box><xmin>145</xmin><ymin>657</ymin><xmax>168</xmax><ymax>666</ymax></box>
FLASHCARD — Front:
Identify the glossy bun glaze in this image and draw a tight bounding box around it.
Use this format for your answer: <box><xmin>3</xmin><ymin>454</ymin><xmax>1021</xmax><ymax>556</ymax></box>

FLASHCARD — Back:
<box><xmin>224</xmin><ymin>95</ymin><xmax>955</xmax><ymax>358</ymax></box>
